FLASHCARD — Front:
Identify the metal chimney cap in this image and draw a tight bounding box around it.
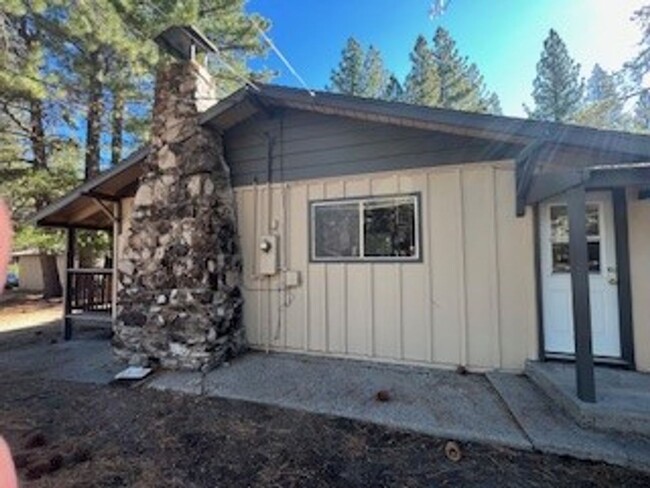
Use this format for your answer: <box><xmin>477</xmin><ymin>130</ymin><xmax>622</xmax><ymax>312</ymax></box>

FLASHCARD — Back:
<box><xmin>154</xmin><ymin>25</ymin><xmax>218</xmax><ymax>61</ymax></box>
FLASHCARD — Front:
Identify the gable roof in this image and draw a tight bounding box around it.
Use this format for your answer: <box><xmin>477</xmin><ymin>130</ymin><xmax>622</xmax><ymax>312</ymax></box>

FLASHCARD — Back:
<box><xmin>203</xmin><ymin>84</ymin><xmax>650</xmax><ymax>159</ymax></box>
<box><xmin>33</xmin><ymin>83</ymin><xmax>650</xmax><ymax>229</ymax></box>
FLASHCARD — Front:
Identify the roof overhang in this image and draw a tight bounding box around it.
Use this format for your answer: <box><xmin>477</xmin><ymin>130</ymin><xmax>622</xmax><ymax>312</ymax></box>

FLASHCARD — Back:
<box><xmin>203</xmin><ymin>85</ymin><xmax>650</xmax><ymax>158</ymax></box>
<box><xmin>32</xmin><ymin>147</ymin><xmax>148</xmax><ymax>230</ymax></box>
<box><xmin>32</xmin><ymin>83</ymin><xmax>650</xmax><ymax>229</ymax></box>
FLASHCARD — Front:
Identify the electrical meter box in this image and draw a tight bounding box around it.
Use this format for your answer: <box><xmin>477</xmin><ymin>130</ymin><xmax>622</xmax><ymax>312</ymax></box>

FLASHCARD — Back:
<box><xmin>259</xmin><ymin>234</ymin><xmax>279</xmax><ymax>276</ymax></box>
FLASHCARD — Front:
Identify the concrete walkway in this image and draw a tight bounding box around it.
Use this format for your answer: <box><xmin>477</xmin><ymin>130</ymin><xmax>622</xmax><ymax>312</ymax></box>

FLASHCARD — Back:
<box><xmin>3</xmin><ymin>340</ymin><xmax>650</xmax><ymax>473</ymax></box>
<box><xmin>526</xmin><ymin>361</ymin><xmax>650</xmax><ymax>436</ymax></box>
<box><xmin>147</xmin><ymin>351</ymin><xmax>650</xmax><ymax>472</ymax></box>
<box><xmin>487</xmin><ymin>372</ymin><xmax>650</xmax><ymax>473</ymax></box>
<box><xmin>149</xmin><ymin>351</ymin><xmax>531</xmax><ymax>449</ymax></box>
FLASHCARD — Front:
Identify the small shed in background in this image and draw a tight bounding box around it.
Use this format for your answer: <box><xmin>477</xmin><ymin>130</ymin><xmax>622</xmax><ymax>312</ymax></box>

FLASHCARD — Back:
<box><xmin>11</xmin><ymin>250</ymin><xmax>65</xmax><ymax>292</ymax></box>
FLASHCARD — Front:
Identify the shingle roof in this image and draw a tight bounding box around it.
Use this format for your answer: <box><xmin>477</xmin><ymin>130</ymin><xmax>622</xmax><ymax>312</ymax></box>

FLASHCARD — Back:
<box><xmin>33</xmin><ymin>83</ymin><xmax>650</xmax><ymax>229</ymax></box>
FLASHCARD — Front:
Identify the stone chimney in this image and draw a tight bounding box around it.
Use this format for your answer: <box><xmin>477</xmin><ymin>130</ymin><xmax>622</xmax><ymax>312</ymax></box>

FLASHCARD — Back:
<box><xmin>114</xmin><ymin>27</ymin><xmax>245</xmax><ymax>370</ymax></box>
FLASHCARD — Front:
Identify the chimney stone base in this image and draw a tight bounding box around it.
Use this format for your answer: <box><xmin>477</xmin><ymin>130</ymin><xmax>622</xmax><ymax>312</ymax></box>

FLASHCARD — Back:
<box><xmin>113</xmin><ymin>61</ymin><xmax>246</xmax><ymax>370</ymax></box>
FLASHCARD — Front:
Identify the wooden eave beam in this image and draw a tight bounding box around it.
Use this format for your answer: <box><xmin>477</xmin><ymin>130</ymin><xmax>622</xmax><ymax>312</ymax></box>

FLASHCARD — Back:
<box><xmin>585</xmin><ymin>167</ymin><xmax>650</xmax><ymax>189</ymax></box>
<box><xmin>82</xmin><ymin>190</ymin><xmax>121</xmax><ymax>202</ymax></box>
<box><xmin>515</xmin><ymin>139</ymin><xmax>546</xmax><ymax>216</ymax></box>
<box><xmin>91</xmin><ymin>197</ymin><xmax>119</xmax><ymax>224</ymax></box>
<box><xmin>526</xmin><ymin>170</ymin><xmax>587</xmax><ymax>205</ymax></box>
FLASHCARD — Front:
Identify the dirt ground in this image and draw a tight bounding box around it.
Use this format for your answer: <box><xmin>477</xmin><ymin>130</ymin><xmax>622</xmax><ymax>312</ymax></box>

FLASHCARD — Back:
<box><xmin>1</xmin><ymin>295</ymin><xmax>650</xmax><ymax>487</ymax></box>
<box><xmin>0</xmin><ymin>291</ymin><xmax>65</xmax><ymax>351</ymax></box>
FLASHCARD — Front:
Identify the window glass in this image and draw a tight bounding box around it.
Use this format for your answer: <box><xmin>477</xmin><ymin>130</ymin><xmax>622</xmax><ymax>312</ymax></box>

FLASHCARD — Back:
<box><xmin>363</xmin><ymin>198</ymin><xmax>416</xmax><ymax>257</ymax></box>
<box><xmin>550</xmin><ymin>204</ymin><xmax>599</xmax><ymax>242</ymax></box>
<box><xmin>550</xmin><ymin>203</ymin><xmax>601</xmax><ymax>274</ymax></box>
<box><xmin>311</xmin><ymin>195</ymin><xmax>419</xmax><ymax>261</ymax></box>
<box><xmin>313</xmin><ymin>203</ymin><xmax>360</xmax><ymax>258</ymax></box>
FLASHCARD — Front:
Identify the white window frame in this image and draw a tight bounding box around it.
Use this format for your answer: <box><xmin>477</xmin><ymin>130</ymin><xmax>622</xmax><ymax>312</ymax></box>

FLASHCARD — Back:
<box><xmin>310</xmin><ymin>193</ymin><xmax>421</xmax><ymax>263</ymax></box>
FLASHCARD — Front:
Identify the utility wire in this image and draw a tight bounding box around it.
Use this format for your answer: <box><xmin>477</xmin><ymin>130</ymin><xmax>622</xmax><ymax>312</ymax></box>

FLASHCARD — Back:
<box><xmin>251</xmin><ymin>19</ymin><xmax>315</xmax><ymax>97</ymax></box>
<box><xmin>136</xmin><ymin>0</ymin><xmax>260</xmax><ymax>92</ymax></box>
<box><xmin>207</xmin><ymin>50</ymin><xmax>259</xmax><ymax>92</ymax></box>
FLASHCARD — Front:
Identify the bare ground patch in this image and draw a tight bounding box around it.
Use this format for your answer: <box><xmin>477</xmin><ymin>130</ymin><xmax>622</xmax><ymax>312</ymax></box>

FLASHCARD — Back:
<box><xmin>0</xmin><ymin>373</ymin><xmax>649</xmax><ymax>487</ymax></box>
<box><xmin>1</xmin><ymin>293</ymin><xmax>649</xmax><ymax>486</ymax></box>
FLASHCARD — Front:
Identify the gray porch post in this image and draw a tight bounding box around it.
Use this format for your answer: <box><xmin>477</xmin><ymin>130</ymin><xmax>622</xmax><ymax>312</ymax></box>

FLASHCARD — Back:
<box><xmin>567</xmin><ymin>186</ymin><xmax>596</xmax><ymax>402</ymax></box>
<box><xmin>63</xmin><ymin>227</ymin><xmax>76</xmax><ymax>340</ymax></box>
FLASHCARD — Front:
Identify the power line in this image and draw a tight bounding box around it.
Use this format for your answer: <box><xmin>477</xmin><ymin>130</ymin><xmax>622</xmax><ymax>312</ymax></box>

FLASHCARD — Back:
<box><xmin>136</xmin><ymin>0</ymin><xmax>260</xmax><ymax>92</ymax></box>
<box><xmin>207</xmin><ymin>50</ymin><xmax>259</xmax><ymax>92</ymax></box>
<box><xmin>251</xmin><ymin>20</ymin><xmax>315</xmax><ymax>97</ymax></box>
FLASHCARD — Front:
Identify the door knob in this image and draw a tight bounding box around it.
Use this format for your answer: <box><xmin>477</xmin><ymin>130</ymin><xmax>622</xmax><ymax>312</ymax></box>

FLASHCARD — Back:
<box><xmin>608</xmin><ymin>276</ymin><xmax>618</xmax><ymax>285</ymax></box>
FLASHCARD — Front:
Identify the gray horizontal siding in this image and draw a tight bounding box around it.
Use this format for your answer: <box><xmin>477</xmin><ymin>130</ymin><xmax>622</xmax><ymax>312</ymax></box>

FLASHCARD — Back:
<box><xmin>224</xmin><ymin>109</ymin><xmax>523</xmax><ymax>187</ymax></box>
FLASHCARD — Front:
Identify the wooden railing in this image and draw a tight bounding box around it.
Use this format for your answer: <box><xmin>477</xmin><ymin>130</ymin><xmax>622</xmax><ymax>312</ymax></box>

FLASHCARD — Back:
<box><xmin>67</xmin><ymin>269</ymin><xmax>113</xmax><ymax>314</ymax></box>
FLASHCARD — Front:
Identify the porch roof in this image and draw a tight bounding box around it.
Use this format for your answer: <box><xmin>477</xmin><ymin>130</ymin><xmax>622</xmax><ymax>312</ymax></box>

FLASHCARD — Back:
<box><xmin>32</xmin><ymin>84</ymin><xmax>650</xmax><ymax>229</ymax></box>
<box><xmin>32</xmin><ymin>147</ymin><xmax>148</xmax><ymax>230</ymax></box>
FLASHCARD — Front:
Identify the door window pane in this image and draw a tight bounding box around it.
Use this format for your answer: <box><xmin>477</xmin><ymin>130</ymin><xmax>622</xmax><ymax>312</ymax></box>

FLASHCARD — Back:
<box><xmin>550</xmin><ymin>206</ymin><xmax>569</xmax><ymax>243</ymax></box>
<box><xmin>552</xmin><ymin>242</ymin><xmax>601</xmax><ymax>273</ymax></box>
<box><xmin>552</xmin><ymin>243</ymin><xmax>570</xmax><ymax>273</ymax></box>
<box><xmin>550</xmin><ymin>203</ymin><xmax>601</xmax><ymax>273</ymax></box>
<box><xmin>587</xmin><ymin>242</ymin><xmax>601</xmax><ymax>273</ymax></box>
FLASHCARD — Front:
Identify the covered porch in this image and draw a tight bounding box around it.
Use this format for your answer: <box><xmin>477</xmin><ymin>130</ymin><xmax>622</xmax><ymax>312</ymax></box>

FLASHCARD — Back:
<box><xmin>517</xmin><ymin>136</ymin><xmax>650</xmax><ymax>403</ymax></box>
<box><xmin>31</xmin><ymin>148</ymin><xmax>146</xmax><ymax>339</ymax></box>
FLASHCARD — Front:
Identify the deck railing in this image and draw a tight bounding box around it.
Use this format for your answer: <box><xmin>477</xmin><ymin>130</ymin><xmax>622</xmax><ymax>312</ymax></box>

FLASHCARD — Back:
<box><xmin>67</xmin><ymin>268</ymin><xmax>113</xmax><ymax>314</ymax></box>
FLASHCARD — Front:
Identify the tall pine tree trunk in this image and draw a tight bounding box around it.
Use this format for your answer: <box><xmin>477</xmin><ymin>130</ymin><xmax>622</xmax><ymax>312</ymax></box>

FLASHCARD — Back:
<box><xmin>40</xmin><ymin>254</ymin><xmax>62</xmax><ymax>299</ymax></box>
<box><xmin>111</xmin><ymin>89</ymin><xmax>125</xmax><ymax>167</ymax></box>
<box><xmin>30</xmin><ymin>99</ymin><xmax>62</xmax><ymax>298</ymax></box>
<box><xmin>30</xmin><ymin>99</ymin><xmax>47</xmax><ymax>168</ymax></box>
<box><xmin>85</xmin><ymin>51</ymin><xmax>103</xmax><ymax>180</ymax></box>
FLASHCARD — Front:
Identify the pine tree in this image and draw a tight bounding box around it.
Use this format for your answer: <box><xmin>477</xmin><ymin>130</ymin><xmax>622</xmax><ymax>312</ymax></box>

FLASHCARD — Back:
<box><xmin>404</xmin><ymin>35</ymin><xmax>440</xmax><ymax>106</ymax></box>
<box><xmin>486</xmin><ymin>92</ymin><xmax>502</xmax><ymax>115</ymax></box>
<box><xmin>404</xmin><ymin>29</ymin><xmax>500</xmax><ymax>114</ymax></box>
<box><xmin>432</xmin><ymin>27</ymin><xmax>470</xmax><ymax>109</ymax></box>
<box><xmin>384</xmin><ymin>74</ymin><xmax>404</xmax><ymax>102</ymax></box>
<box><xmin>585</xmin><ymin>64</ymin><xmax>614</xmax><ymax>102</ymax></box>
<box><xmin>526</xmin><ymin>29</ymin><xmax>583</xmax><ymax>123</ymax></box>
<box><xmin>635</xmin><ymin>90</ymin><xmax>650</xmax><ymax>133</ymax></box>
<box><xmin>329</xmin><ymin>37</ymin><xmax>366</xmax><ymax>96</ymax></box>
<box><xmin>329</xmin><ymin>38</ymin><xmax>396</xmax><ymax>99</ymax></box>
<box><xmin>572</xmin><ymin>64</ymin><xmax>625</xmax><ymax>130</ymax></box>
<box><xmin>627</xmin><ymin>6</ymin><xmax>649</xmax><ymax>86</ymax></box>
<box><xmin>363</xmin><ymin>45</ymin><xmax>389</xmax><ymax>98</ymax></box>
<box><xmin>0</xmin><ymin>7</ymin><xmax>72</xmax><ymax>297</ymax></box>
<box><xmin>0</xmin><ymin>0</ymin><xmax>271</xmax><ymax>294</ymax></box>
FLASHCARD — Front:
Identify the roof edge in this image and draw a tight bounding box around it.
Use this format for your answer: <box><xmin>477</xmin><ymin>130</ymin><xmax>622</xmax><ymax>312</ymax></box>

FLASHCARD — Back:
<box><xmin>30</xmin><ymin>146</ymin><xmax>149</xmax><ymax>227</ymax></box>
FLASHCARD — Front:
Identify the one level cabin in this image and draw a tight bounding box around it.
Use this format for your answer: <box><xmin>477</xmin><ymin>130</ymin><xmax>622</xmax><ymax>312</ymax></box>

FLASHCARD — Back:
<box><xmin>32</xmin><ymin>27</ymin><xmax>650</xmax><ymax>403</ymax></box>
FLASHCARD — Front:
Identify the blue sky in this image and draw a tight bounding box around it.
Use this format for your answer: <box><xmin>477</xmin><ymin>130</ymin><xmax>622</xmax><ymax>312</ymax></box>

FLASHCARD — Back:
<box><xmin>247</xmin><ymin>0</ymin><xmax>646</xmax><ymax>117</ymax></box>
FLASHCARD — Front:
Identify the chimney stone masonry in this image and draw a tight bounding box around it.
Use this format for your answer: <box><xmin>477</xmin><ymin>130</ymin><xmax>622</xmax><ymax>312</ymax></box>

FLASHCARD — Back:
<box><xmin>114</xmin><ymin>60</ymin><xmax>246</xmax><ymax>370</ymax></box>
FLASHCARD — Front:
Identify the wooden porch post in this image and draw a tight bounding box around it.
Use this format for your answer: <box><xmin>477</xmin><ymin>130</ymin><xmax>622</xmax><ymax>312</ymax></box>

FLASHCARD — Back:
<box><xmin>612</xmin><ymin>188</ymin><xmax>635</xmax><ymax>368</ymax></box>
<box><xmin>63</xmin><ymin>227</ymin><xmax>76</xmax><ymax>340</ymax></box>
<box><xmin>111</xmin><ymin>201</ymin><xmax>120</xmax><ymax>324</ymax></box>
<box><xmin>567</xmin><ymin>186</ymin><xmax>596</xmax><ymax>402</ymax></box>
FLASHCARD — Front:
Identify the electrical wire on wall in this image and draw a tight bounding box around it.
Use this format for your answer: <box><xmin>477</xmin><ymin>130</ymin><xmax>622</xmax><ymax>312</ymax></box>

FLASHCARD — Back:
<box><xmin>233</xmin><ymin>111</ymin><xmax>297</xmax><ymax>351</ymax></box>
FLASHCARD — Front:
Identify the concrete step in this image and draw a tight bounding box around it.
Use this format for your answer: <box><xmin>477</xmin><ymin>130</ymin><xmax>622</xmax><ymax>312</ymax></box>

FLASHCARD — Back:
<box><xmin>487</xmin><ymin>371</ymin><xmax>650</xmax><ymax>473</ymax></box>
<box><xmin>525</xmin><ymin>361</ymin><xmax>650</xmax><ymax>437</ymax></box>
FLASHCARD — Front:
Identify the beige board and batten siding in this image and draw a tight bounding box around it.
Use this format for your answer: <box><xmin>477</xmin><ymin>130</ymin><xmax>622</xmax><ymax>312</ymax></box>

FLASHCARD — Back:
<box><xmin>627</xmin><ymin>188</ymin><xmax>650</xmax><ymax>372</ymax></box>
<box><xmin>235</xmin><ymin>161</ymin><xmax>538</xmax><ymax>372</ymax></box>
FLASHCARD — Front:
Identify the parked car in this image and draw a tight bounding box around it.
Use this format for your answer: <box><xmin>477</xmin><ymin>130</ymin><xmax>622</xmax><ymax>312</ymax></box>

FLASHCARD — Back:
<box><xmin>4</xmin><ymin>272</ymin><xmax>18</xmax><ymax>290</ymax></box>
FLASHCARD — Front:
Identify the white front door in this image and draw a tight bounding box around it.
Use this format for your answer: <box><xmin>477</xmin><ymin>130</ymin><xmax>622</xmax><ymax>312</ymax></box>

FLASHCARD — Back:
<box><xmin>540</xmin><ymin>191</ymin><xmax>621</xmax><ymax>358</ymax></box>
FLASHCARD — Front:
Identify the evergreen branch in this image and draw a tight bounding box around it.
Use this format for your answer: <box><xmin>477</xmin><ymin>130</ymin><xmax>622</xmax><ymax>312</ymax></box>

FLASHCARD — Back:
<box><xmin>0</xmin><ymin>102</ymin><xmax>31</xmax><ymax>134</ymax></box>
